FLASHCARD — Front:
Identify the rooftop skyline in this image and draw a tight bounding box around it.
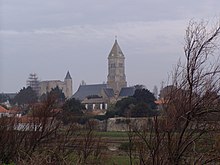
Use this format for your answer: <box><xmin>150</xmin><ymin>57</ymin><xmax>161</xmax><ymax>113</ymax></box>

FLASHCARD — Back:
<box><xmin>1</xmin><ymin>0</ymin><xmax>220</xmax><ymax>93</ymax></box>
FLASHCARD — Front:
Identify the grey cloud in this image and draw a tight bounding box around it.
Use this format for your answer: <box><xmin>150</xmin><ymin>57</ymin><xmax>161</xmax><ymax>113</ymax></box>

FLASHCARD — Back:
<box><xmin>2</xmin><ymin>0</ymin><xmax>219</xmax><ymax>30</ymax></box>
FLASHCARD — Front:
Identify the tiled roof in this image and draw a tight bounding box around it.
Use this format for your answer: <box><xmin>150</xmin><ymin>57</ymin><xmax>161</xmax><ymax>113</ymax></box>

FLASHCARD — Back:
<box><xmin>155</xmin><ymin>98</ymin><xmax>168</xmax><ymax>104</ymax></box>
<box><xmin>72</xmin><ymin>84</ymin><xmax>108</xmax><ymax>100</ymax></box>
<box><xmin>0</xmin><ymin>105</ymin><xmax>8</xmax><ymax>113</ymax></box>
<box><xmin>119</xmin><ymin>87</ymin><xmax>135</xmax><ymax>97</ymax></box>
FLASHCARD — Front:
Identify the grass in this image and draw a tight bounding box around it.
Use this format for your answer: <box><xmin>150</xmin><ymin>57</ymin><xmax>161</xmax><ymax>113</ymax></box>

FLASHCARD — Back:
<box><xmin>67</xmin><ymin>153</ymin><xmax>137</xmax><ymax>165</ymax></box>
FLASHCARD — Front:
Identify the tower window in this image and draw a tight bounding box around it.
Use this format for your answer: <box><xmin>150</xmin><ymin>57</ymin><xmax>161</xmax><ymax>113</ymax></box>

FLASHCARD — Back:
<box><xmin>119</xmin><ymin>63</ymin><xmax>123</xmax><ymax>67</ymax></box>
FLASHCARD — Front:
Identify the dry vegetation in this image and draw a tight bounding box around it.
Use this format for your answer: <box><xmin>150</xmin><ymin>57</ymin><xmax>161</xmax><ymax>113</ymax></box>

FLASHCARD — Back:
<box><xmin>126</xmin><ymin>20</ymin><xmax>220</xmax><ymax>165</ymax></box>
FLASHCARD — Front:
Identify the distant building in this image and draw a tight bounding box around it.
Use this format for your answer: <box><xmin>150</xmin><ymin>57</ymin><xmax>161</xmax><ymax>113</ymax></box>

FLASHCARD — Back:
<box><xmin>39</xmin><ymin>71</ymin><xmax>73</xmax><ymax>99</ymax></box>
<box><xmin>0</xmin><ymin>93</ymin><xmax>17</xmax><ymax>103</ymax></box>
<box><xmin>0</xmin><ymin>105</ymin><xmax>21</xmax><ymax>118</ymax></box>
<box><xmin>0</xmin><ymin>105</ymin><xmax>9</xmax><ymax>117</ymax></box>
<box><xmin>72</xmin><ymin>39</ymin><xmax>135</xmax><ymax>111</ymax></box>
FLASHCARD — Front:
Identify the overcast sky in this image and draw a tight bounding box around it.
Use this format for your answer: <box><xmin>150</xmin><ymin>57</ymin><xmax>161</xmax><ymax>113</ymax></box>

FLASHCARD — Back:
<box><xmin>0</xmin><ymin>0</ymin><xmax>220</xmax><ymax>93</ymax></box>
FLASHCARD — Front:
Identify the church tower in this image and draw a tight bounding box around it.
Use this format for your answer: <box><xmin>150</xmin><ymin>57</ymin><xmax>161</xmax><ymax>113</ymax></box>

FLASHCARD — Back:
<box><xmin>64</xmin><ymin>71</ymin><xmax>73</xmax><ymax>98</ymax></box>
<box><xmin>107</xmin><ymin>39</ymin><xmax>127</xmax><ymax>94</ymax></box>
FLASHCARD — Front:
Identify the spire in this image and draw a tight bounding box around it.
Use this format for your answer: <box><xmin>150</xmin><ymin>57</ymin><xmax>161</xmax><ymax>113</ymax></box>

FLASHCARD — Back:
<box><xmin>65</xmin><ymin>71</ymin><xmax>72</xmax><ymax>79</ymax></box>
<box><xmin>108</xmin><ymin>37</ymin><xmax>124</xmax><ymax>58</ymax></box>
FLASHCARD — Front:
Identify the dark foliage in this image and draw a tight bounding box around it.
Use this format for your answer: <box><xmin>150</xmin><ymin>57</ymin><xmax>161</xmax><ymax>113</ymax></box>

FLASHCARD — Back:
<box><xmin>49</xmin><ymin>86</ymin><xmax>65</xmax><ymax>101</ymax></box>
<box><xmin>12</xmin><ymin>86</ymin><xmax>38</xmax><ymax>106</ymax></box>
<box><xmin>62</xmin><ymin>98</ymin><xmax>84</xmax><ymax>114</ymax></box>
<box><xmin>0</xmin><ymin>94</ymin><xmax>10</xmax><ymax>103</ymax></box>
<box><xmin>130</xmin><ymin>102</ymin><xmax>157</xmax><ymax>117</ymax></box>
<box><xmin>60</xmin><ymin>98</ymin><xmax>85</xmax><ymax>124</ymax></box>
<box><xmin>115</xmin><ymin>97</ymin><xmax>136</xmax><ymax>116</ymax></box>
<box><xmin>133</xmin><ymin>88</ymin><xmax>157</xmax><ymax>109</ymax></box>
<box><xmin>39</xmin><ymin>86</ymin><xmax>66</xmax><ymax>106</ymax></box>
<box><xmin>115</xmin><ymin>87</ymin><xmax>157</xmax><ymax>117</ymax></box>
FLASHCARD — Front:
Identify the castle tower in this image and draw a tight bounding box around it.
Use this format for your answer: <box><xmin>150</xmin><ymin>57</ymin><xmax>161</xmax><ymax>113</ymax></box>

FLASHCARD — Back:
<box><xmin>107</xmin><ymin>39</ymin><xmax>127</xmax><ymax>94</ymax></box>
<box><xmin>64</xmin><ymin>71</ymin><xmax>73</xmax><ymax>98</ymax></box>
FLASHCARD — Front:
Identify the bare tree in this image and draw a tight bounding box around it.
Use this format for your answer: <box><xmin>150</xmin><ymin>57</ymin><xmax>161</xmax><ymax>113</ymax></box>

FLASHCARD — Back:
<box><xmin>20</xmin><ymin>95</ymin><xmax>61</xmax><ymax>156</ymax></box>
<box><xmin>0</xmin><ymin>94</ymin><xmax>105</xmax><ymax>164</ymax></box>
<box><xmin>130</xmin><ymin>20</ymin><xmax>220</xmax><ymax>165</ymax></box>
<box><xmin>76</xmin><ymin>120</ymin><xmax>103</xmax><ymax>165</ymax></box>
<box><xmin>0</xmin><ymin>95</ymin><xmax>62</xmax><ymax>163</ymax></box>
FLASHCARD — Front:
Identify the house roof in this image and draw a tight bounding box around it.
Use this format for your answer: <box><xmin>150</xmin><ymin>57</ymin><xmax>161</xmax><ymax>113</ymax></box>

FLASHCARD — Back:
<box><xmin>119</xmin><ymin>87</ymin><xmax>135</xmax><ymax>97</ymax></box>
<box><xmin>155</xmin><ymin>98</ymin><xmax>168</xmax><ymax>105</ymax></box>
<box><xmin>108</xmin><ymin>39</ymin><xmax>124</xmax><ymax>58</ymax></box>
<box><xmin>0</xmin><ymin>105</ymin><xmax>8</xmax><ymax>113</ymax></box>
<box><xmin>72</xmin><ymin>84</ymin><xmax>108</xmax><ymax>100</ymax></box>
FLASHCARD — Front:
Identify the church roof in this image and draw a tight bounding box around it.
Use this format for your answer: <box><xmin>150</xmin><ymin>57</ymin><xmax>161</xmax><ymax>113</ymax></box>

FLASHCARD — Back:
<box><xmin>103</xmin><ymin>88</ymin><xmax>115</xmax><ymax>97</ymax></box>
<box><xmin>119</xmin><ymin>87</ymin><xmax>135</xmax><ymax>97</ymax></box>
<box><xmin>65</xmin><ymin>71</ymin><xmax>72</xmax><ymax>79</ymax></box>
<box><xmin>108</xmin><ymin>39</ymin><xmax>124</xmax><ymax>58</ymax></box>
<box><xmin>72</xmin><ymin>84</ymin><xmax>108</xmax><ymax>100</ymax></box>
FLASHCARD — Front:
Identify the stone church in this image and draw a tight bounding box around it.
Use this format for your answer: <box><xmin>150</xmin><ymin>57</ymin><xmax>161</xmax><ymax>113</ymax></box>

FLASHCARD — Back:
<box><xmin>73</xmin><ymin>39</ymin><xmax>135</xmax><ymax>110</ymax></box>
